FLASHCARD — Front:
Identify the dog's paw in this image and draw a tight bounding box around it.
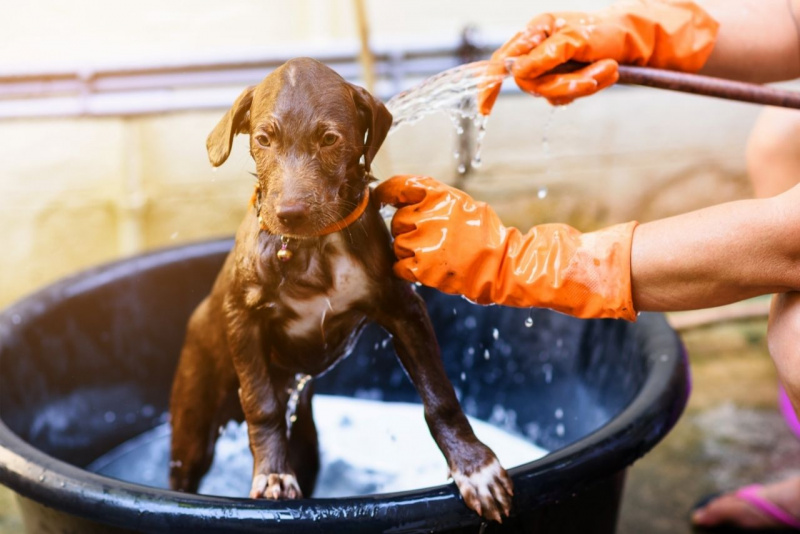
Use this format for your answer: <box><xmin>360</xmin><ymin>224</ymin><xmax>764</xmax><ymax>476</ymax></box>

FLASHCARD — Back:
<box><xmin>451</xmin><ymin>455</ymin><xmax>514</xmax><ymax>523</ymax></box>
<box><xmin>250</xmin><ymin>473</ymin><xmax>303</xmax><ymax>500</ymax></box>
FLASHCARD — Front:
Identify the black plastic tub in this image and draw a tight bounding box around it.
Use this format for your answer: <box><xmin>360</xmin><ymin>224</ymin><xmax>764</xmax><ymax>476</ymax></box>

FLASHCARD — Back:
<box><xmin>0</xmin><ymin>239</ymin><xmax>688</xmax><ymax>534</ymax></box>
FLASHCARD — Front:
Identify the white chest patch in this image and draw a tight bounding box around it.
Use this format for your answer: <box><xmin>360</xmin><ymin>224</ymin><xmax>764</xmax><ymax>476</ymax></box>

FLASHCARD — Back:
<box><xmin>281</xmin><ymin>242</ymin><xmax>371</xmax><ymax>339</ymax></box>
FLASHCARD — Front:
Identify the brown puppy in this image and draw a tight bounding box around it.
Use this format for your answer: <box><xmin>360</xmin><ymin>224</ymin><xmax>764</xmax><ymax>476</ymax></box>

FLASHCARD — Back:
<box><xmin>168</xmin><ymin>57</ymin><xmax>513</xmax><ymax>521</ymax></box>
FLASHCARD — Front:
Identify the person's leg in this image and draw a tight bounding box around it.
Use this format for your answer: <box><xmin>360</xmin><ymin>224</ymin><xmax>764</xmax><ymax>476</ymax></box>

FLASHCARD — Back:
<box><xmin>692</xmin><ymin>293</ymin><xmax>800</xmax><ymax>529</ymax></box>
<box><xmin>749</xmin><ymin>107</ymin><xmax>800</xmax><ymax>413</ymax></box>
<box><xmin>692</xmin><ymin>107</ymin><xmax>800</xmax><ymax>529</ymax></box>
<box><xmin>746</xmin><ymin>107</ymin><xmax>800</xmax><ymax>199</ymax></box>
<box><xmin>770</xmin><ymin>292</ymin><xmax>800</xmax><ymax>423</ymax></box>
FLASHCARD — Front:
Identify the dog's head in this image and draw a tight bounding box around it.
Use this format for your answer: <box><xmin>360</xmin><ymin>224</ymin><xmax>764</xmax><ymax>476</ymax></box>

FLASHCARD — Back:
<box><xmin>206</xmin><ymin>57</ymin><xmax>392</xmax><ymax>238</ymax></box>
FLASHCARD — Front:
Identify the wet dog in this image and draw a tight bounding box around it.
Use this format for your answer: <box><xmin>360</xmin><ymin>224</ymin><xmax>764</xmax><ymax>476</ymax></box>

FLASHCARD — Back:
<box><xmin>168</xmin><ymin>57</ymin><xmax>513</xmax><ymax>521</ymax></box>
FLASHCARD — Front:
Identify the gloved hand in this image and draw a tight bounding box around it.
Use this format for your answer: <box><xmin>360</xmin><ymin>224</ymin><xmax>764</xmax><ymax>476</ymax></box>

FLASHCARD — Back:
<box><xmin>374</xmin><ymin>175</ymin><xmax>639</xmax><ymax>320</ymax></box>
<box><xmin>479</xmin><ymin>0</ymin><xmax>719</xmax><ymax>112</ymax></box>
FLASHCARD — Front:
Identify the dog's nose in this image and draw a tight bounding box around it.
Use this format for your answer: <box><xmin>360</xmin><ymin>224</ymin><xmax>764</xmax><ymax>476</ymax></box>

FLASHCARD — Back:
<box><xmin>276</xmin><ymin>202</ymin><xmax>310</xmax><ymax>227</ymax></box>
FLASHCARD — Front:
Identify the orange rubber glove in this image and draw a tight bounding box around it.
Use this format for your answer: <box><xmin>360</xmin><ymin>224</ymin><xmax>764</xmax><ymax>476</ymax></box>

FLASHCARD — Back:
<box><xmin>479</xmin><ymin>0</ymin><xmax>719</xmax><ymax>112</ymax></box>
<box><xmin>374</xmin><ymin>175</ymin><xmax>639</xmax><ymax>321</ymax></box>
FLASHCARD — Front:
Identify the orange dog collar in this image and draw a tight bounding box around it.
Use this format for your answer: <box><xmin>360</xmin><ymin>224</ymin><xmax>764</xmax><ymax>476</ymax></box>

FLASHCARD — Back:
<box><xmin>315</xmin><ymin>187</ymin><xmax>371</xmax><ymax>236</ymax></box>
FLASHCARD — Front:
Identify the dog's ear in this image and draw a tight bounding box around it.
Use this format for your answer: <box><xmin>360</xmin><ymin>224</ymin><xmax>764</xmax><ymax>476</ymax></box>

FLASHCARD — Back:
<box><xmin>206</xmin><ymin>86</ymin><xmax>255</xmax><ymax>167</ymax></box>
<box><xmin>349</xmin><ymin>84</ymin><xmax>393</xmax><ymax>173</ymax></box>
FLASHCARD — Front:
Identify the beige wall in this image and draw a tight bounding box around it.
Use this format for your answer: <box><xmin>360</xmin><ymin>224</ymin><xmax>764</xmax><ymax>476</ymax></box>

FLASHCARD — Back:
<box><xmin>1</xmin><ymin>1</ymin><xmax>607</xmax><ymax>71</ymax></box>
<box><xmin>0</xmin><ymin>1</ymin><xmax>770</xmax><ymax>308</ymax></box>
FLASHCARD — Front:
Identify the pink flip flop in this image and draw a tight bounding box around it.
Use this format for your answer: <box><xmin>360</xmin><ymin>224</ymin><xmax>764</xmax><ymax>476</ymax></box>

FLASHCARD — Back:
<box><xmin>735</xmin><ymin>484</ymin><xmax>800</xmax><ymax>531</ymax></box>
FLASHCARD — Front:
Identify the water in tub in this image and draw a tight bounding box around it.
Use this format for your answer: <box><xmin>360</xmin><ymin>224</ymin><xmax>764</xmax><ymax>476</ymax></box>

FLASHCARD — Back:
<box><xmin>88</xmin><ymin>395</ymin><xmax>548</xmax><ymax>497</ymax></box>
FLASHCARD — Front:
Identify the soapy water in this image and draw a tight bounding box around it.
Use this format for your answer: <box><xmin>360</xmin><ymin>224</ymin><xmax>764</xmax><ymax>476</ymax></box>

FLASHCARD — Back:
<box><xmin>89</xmin><ymin>395</ymin><xmax>548</xmax><ymax>498</ymax></box>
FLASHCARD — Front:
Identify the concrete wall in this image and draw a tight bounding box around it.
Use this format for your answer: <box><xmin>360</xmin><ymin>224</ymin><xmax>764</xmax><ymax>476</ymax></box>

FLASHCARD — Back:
<box><xmin>1</xmin><ymin>0</ymin><xmax>610</xmax><ymax>71</ymax></box>
<box><xmin>0</xmin><ymin>1</ymin><xmax>771</xmax><ymax>307</ymax></box>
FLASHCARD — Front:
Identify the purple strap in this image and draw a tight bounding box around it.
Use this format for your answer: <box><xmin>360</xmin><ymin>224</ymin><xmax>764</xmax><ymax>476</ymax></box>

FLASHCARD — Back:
<box><xmin>779</xmin><ymin>386</ymin><xmax>800</xmax><ymax>439</ymax></box>
<box><xmin>736</xmin><ymin>484</ymin><xmax>800</xmax><ymax>530</ymax></box>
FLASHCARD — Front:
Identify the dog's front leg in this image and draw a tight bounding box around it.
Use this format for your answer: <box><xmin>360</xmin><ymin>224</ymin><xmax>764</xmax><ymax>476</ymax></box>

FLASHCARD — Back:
<box><xmin>375</xmin><ymin>284</ymin><xmax>514</xmax><ymax>522</ymax></box>
<box><xmin>226</xmin><ymin>308</ymin><xmax>301</xmax><ymax>500</ymax></box>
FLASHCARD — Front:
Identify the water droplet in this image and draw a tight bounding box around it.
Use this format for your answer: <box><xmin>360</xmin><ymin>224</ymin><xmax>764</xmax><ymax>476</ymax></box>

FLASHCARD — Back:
<box><xmin>483</xmin><ymin>349</ymin><xmax>490</xmax><ymax>360</ymax></box>
<box><xmin>456</xmin><ymin>125</ymin><xmax>464</xmax><ymax>135</ymax></box>
<box><xmin>524</xmin><ymin>317</ymin><xmax>534</xmax><ymax>328</ymax></box>
<box><xmin>460</xmin><ymin>372</ymin><xmax>466</xmax><ymax>381</ymax></box>
<box><xmin>555</xmin><ymin>423</ymin><xmax>565</xmax><ymax>437</ymax></box>
<box><xmin>381</xmin><ymin>336</ymin><xmax>392</xmax><ymax>349</ymax></box>
<box><xmin>542</xmin><ymin>363</ymin><xmax>553</xmax><ymax>384</ymax></box>
<box><xmin>104</xmin><ymin>411</ymin><xmax>116</xmax><ymax>423</ymax></box>
<box><xmin>555</xmin><ymin>408</ymin><xmax>564</xmax><ymax>419</ymax></box>
<box><xmin>452</xmin><ymin>308</ymin><xmax>458</xmax><ymax>315</ymax></box>
<box><xmin>537</xmin><ymin>187</ymin><xmax>548</xmax><ymax>199</ymax></box>
<box><xmin>457</xmin><ymin>163</ymin><xmax>467</xmax><ymax>174</ymax></box>
<box><xmin>464</xmin><ymin>316</ymin><xmax>477</xmax><ymax>329</ymax></box>
<box><xmin>492</xmin><ymin>328</ymin><xmax>499</xmax><ymax>340</ymax></box>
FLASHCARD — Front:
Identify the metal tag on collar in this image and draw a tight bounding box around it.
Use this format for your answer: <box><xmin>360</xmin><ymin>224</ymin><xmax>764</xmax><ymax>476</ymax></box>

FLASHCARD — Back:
<box><xmin>277</xmin><ymin>235</ymin><xmax>293</xmax><ymax>262</ymax></box>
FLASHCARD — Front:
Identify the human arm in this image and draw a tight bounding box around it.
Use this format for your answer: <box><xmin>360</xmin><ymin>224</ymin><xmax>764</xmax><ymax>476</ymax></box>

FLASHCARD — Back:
<box><xmin>375</xmin><ymin>176</ymin><xmax>800</xmax><ymax>318</ymax></box>
<box><xmin>631</xmin><ymin>181</ymin><xmax>800</xmax><ymax>311</ymax></box>
<box><xmin>480</xmin><ymin>0</ymin><xmax>800</xmax><ymax>112</ymax></box>
<box><xmin>699</xmin><ymin>0</ymin><xmax>800</xmax><ymax>83</ymax></box>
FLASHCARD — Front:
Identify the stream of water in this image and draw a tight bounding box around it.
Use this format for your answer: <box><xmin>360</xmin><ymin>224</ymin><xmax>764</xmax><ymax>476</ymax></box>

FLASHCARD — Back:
<box><xmin>385</xmin><ymin>60</ymin><xmax>508</xmax><ymax>170</ymax></box>
<box><xmin>386</xmin><ymin>60</ymin><xmax>506</xmax><ymax>133</ymax></box>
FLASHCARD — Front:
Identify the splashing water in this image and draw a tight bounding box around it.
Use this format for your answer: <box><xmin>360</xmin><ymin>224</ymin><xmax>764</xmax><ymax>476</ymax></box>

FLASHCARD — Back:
<box><xmin>286</xmin><ymin>373</ymin><xmax>312</xmax><ymax>436</ymax></box>
<box><xmin>384</xmin><ymin>59</ymin><xmax>557</xmax><ymax>197</ymax></box>
<box><xmin>386</xmin><ymin>60</ymin><xmax>507</xmax><ymax>171</ymax></box>
<box><xmin>385</xmin><ymin>61</ymin><xmax>506</xmax><ymax>133</ymax></box>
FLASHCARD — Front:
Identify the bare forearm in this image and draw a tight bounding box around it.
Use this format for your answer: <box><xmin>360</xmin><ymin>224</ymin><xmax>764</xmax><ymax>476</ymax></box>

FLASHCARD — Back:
<box><xmin>631</xmin><ymin>182</ymin><xmax>800</xmax><ymax>312</ymax></box>
<box><xmin>699</xmin><ymin>0</ymin><xmax>800</xmax><ymax>82</ymax></box>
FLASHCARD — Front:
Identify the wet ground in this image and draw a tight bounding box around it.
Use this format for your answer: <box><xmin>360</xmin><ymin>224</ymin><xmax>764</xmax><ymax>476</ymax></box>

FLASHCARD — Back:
<box><xmin>0</xmin><ymin>300</ymin><xmax>793</xmax><ymax>534</ymax></box>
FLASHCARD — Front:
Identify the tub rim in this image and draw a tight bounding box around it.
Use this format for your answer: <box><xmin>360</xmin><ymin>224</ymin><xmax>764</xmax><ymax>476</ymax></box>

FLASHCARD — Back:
<box><xmin>0</xmin><ymin>238</ymin><xmax>689</xmax><ymax>533</ymax></box>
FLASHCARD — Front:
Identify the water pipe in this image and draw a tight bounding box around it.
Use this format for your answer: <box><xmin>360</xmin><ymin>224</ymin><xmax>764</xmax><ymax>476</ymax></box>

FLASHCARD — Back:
<box><xmin>552</xmin><ymin>62</ymin><xmax>800</xmax><ymax>109</ymax></box>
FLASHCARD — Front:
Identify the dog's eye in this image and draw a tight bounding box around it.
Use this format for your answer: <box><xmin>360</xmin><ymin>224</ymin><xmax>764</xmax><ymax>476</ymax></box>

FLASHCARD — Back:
<box><xmin>321</xmin><ymin>133</ymin><xmax>338</xmax><ymax>147</ymax></box>
<box><xmin>255</xmin><ymin>134</ymin><xmax>271</xmax><ymax>147</ymax></box>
